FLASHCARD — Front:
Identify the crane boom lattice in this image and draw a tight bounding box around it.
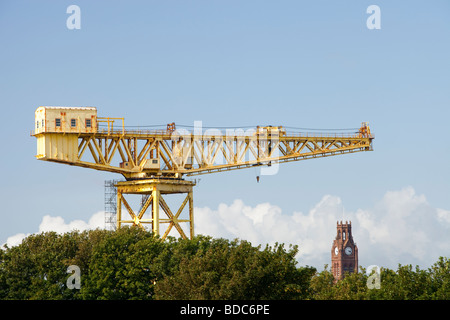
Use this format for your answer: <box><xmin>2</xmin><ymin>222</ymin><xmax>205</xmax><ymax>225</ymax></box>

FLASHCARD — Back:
<box><xmin>32</xmin><ymin>106</ymin><xmax>374</xmax><ymax>239</ymax></box>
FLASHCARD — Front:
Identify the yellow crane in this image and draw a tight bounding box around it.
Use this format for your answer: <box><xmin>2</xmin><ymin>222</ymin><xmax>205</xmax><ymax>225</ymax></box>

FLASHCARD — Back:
<box><xmin>32</xmin><ymin>106</ymin><xmax>374</xmax><ymax>240</ymax></box>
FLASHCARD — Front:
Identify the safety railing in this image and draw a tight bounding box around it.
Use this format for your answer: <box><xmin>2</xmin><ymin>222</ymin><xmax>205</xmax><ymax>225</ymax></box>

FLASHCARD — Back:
<box><xmin>33</xmin><ymin>126</ymin><xmax>374</xmax><ymax>139</ymax></box>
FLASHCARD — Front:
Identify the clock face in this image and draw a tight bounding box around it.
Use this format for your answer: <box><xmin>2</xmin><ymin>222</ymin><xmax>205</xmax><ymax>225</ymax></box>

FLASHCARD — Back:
<box><xmin>334</xmin><ymin>247</ymin><xmax>339</xmax><ymax>255</ymax></box>
<box><xmin>345</xmin><ymin>247</ymin><xmax>353</xmax><ymax>255</ymax></box>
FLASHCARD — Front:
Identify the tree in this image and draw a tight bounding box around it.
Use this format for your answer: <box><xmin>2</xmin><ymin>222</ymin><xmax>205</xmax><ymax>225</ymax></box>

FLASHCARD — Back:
<box><xmin>154</xmin><ymin>236</ymin><xmax>315</xmax><ymax>300</ymax></box>
<box><xmin>309</xmin><ymin>258</ymin><xmax>450</xmax><ymax>300</ymax></box>
<box><xmin>0</xmin><ymin>246</ymin><xmax>6</xmax><ymax>299</ymax></box>
<box><xmin>80</xmin><ymin>226</ymin><xmax>159</xmax><ymax>300</ymax></box>
<box><xmin>428</xmin><ymin>256</ymin><xmax>449</xmax><ymax>300</ymax></box>
<box><xmin>309</xmin><ymin>265</ymin><xmax>336</xmax><ymax>300</ymax></box>
<box><xmin>0</xmin><ymin>227</ymin><xmax>447</xmax><ymax>300</ymax></box>
<box><xmin>0</xmin><ymin>231</ymin><xmax>85</xmax><ymax>299</ymax></box>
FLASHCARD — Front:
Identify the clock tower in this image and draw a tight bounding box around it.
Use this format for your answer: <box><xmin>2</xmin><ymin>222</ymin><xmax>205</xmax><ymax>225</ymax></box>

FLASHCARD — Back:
<box><xmin>331</xmin><ymin>221</ymin><xmax>358</xmax><ymax>281</ymax></box>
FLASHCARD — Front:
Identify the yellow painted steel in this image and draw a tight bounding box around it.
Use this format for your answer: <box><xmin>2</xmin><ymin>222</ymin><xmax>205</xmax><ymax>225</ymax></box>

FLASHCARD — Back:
<box><xmin>115</xmin><ymin>179</ymin><xmax>195</xmax><ymax>240</ymax></box>
<box><xmin>33</xmin><ymin>126</ymin><xmax>374</xmax><ymax>179</ymax></box>
<box><xmin>32</xmin><ymin>107</ymin><xmax>374</xmax><ymax>239</ymax></box>
<box><xmin>35</xmin><ymin>133</ymin><xmax>78</xmax><ymax>162</ymax></box>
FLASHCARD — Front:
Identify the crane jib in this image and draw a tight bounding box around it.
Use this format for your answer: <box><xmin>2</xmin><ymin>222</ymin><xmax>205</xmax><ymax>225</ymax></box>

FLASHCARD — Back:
<box><xmin>32</xmin><ymin>106</ymin><xmax>374</xmax><ymax>239</ymax></box>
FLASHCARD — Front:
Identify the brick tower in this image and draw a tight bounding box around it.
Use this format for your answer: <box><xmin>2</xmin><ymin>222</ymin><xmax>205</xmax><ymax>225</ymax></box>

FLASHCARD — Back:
<box><xmin>331</xmin><ymin>221</ymin><xmax>358</xmax><ymax>281</ymax></box>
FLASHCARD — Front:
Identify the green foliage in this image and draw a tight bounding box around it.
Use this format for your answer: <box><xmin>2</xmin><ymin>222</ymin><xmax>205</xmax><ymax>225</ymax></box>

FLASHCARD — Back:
<box><xmin>0</xmin><ymin>231</ymin><xmax>89</xmax><ymax>299</ymax></box>
<box><xmin>80</xmin><ymin>227</ymin><xmax>159</xmax><ymax>300</ymax></box>
<box><xmin>154</xmin><ymin>237</ymin><xmax>315</xmax><ymax>300</ymax></box>
<box><xmin>0</xmin><ymin>228</ymin><xmax>448</xmax><ymax>300</ymax></box>
<box><xmin>309</xmin><ymin>257</ymin><xmax>450</xmax><ymax>300</ymax></box>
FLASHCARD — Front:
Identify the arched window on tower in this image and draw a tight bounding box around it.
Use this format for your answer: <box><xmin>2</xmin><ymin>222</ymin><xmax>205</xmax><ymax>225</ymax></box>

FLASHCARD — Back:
<box><xmin>343</xmin><ymin>231</ymin><xmax>346</xmax><ymax>240</ymax></box>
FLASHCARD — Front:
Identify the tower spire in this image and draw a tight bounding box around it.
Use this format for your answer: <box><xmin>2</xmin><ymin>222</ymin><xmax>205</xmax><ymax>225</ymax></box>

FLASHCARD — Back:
<box><xmin>331</xmin><ymin>220</ymin><xmax>358</xmax><ymax>281</ymax></box>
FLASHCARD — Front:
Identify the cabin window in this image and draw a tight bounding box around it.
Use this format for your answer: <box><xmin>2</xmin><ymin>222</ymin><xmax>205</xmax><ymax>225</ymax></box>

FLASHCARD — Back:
<box><xmin>85</xmin><ymin>119</ymin><xmax>92</xmax><ymax>128</ymax></box>
<box><xmin>55</xmin><ymin>118</ymin><xmax>61</xmax><ymax>127</ymax></box>
<box><xmin>42</xmin><ymin>119</ymin><xmax>44</xmax><ymax>128</ymax></box>
<box><xmin>36</xmin><ymin>121</ymin><xmax>39</xmax><ymax>129</ymax></box>
<box><xmin>71</xmin><ymin>119</ymin><xmax>77</xmax><ymax>127</ymax></box>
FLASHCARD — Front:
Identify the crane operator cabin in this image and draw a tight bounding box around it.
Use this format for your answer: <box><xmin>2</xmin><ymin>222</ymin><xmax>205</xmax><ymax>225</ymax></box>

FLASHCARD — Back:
<box><xmin>34</xmin><ymin>106</ymin><xmax>97</xmax><ymax>162</ymax></box>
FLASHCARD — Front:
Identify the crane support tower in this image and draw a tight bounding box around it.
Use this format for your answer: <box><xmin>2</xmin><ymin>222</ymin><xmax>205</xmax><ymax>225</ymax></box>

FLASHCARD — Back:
<box><xmin>32</xmin><ymin>106</ymin><xmax>374</xmax><ymax>239</ymax></box>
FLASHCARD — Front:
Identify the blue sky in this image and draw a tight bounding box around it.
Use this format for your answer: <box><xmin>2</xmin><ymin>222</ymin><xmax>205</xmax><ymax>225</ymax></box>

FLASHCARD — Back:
<box><xmin>1</xmin><ymin>1</ymin><xmax>449</xmax><ymax>269</ymax></box>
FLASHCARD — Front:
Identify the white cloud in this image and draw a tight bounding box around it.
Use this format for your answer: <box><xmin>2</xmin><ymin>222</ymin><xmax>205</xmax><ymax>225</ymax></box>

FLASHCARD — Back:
<box><xmin>195</xmin><ymin>187</ymin><xmax>450</xmax><ymax>270</ymax></box>
<box><xmin>4</xmin><ymin>233</ymin><xmax>29</xmax><ymax>248</ymax></box>
<box><xmin>195</xmin><ymin>196</ymin><xmax>343</xmax><ymax>267</ymax></box>
<box><xmin>437</xmin><ymin>208</ymin><xmax>450</xmax><ymax>224</ymax></box>
<box><xmin>38</xmin><ymin>211</ymin><xmax>104</xmax><ymax>234</ymax></box>
<box><xmin>3</xmin><ymin>187</ymin><xmax>449</xmax><ymax>270</ymax></box>
<box><xmin>3</xmin><ymin>211</ymin><xmax>105</xmax><ymax>248</ymax></box>
<box><xmin>354</xmin><ymin>186</ymin><xmax>450</xmax><ymax>268</ymax></box>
